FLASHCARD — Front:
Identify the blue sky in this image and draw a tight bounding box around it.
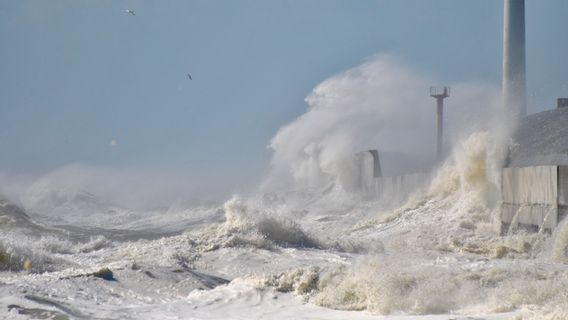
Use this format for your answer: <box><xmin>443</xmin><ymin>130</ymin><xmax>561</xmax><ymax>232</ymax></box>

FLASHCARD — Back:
<box><xmin>0</xmin><ymin>0</ymin><xmax>566</xmax><ymax>188</ymax></box>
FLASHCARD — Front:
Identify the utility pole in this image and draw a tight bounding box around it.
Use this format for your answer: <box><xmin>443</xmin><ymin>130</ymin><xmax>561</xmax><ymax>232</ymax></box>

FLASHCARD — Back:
<box><xmin>430</xmin><ymin>86</ymin><xmax>450</xmax><ymax>160</ymax></box>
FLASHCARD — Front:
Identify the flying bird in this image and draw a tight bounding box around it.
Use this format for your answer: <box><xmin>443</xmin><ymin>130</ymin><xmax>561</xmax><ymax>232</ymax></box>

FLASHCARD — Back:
<box><xmin>187</xmin><ymin>73</ymin><xmax>192</xmax><ymax>80</ymax></box>
<box><xmin>125</xmin><ymin>9</ymin><xmax>135</xmax><ymax>16</ymax></box>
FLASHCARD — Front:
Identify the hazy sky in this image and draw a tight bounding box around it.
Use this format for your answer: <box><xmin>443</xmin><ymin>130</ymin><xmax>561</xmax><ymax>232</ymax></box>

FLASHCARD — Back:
<box><xmin>0</xmin><ymin>0</ymin><xmax>566</xmax><ymax>187</ymax></box>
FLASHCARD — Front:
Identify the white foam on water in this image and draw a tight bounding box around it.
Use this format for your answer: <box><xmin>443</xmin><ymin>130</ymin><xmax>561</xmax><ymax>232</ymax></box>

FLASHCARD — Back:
<box><xmin>2</xmin><ymin>56</ymin><xmax>568</xmax><ymax>320</ymax></box>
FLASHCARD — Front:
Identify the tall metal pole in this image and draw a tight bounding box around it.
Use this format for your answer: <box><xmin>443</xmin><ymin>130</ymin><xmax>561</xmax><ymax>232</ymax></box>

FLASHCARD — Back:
<box><xmin>436</xmin><ymin>97</ymin><xmax>444</xmax><ymax>159</ymax></box>
<box><xmin>503</xmin><ymin>0</ymin><xmax>526</xmax><ymax>121</ymax></box>
<box><xmin>430</xmin><ymin>87</ymin><xmax>449</xmax><ymax>160</ymax></box>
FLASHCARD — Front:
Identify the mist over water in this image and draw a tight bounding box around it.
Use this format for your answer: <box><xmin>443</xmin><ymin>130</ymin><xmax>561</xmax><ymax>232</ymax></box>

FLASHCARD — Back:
<box><xmin>0</xmin><ymin>164</ymin><xmax>235</xmax><ymax>215</ymax></box>
<box><xmin>0</xmin><ymin>55</ymin><xmax>503</xmax><ymax>216</ymax></box>
<box><xmin>2</xmin><ymin>54</ymin><xmax>568</xmax><ymax>319</ymax></box>
<box><xmin>265</xmin><ymin>54</ymin><xmax>502</xmax><ymax>192</ymax></box>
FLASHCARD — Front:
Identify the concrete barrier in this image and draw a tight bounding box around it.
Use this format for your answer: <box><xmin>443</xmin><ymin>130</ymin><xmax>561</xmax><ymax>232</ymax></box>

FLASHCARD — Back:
<box><xmin>500</xmin><ymin>165</ymin><xmax>568</xmax><ymax>232</ymax></box>
<box><xmin>374</xmin><ymin>172</ymin><xmax>430</xmax><ymax>204</ymax></box>
<box><xmin>359</xmin><ymin>151</ymin><xmax>378</xmax><ymax>195</ymax></box>
<box><xmin>360</xmin><ymin>172</ymin><xmax>430</xmax><ymax>204</ymax></box>
<box><xmin>356</xmin><ymin>149</ymin><xmax>568</xmax><ymax>231</ymax></box>
<box><xmin>357</xmin><ymin>150</ymin><xmax>430</xmax><ymax>204</ymax></box>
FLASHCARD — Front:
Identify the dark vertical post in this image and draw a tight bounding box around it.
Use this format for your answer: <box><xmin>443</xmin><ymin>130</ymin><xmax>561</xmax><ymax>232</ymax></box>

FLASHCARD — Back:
<box><xmin>436</xmin><ymin>97</ymin><xmax>444</xmax><ymax>159</ymax></box>
<box><xmin>368</xmin><ymin>149</ymin><xmax>381</xmax><ymax>178</ymax></box>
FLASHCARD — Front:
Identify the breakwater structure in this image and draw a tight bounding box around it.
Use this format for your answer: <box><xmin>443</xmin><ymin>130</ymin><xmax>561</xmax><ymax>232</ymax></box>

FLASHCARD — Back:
<box><xmin>501</xmin><ymin>101</ymin><xmax>568</xmax><ymax>233</ymax></box>
<box><xmin>356</xmin><ymin>150</ymin><xmax>431</xmax><ymax>205</ymax></box>
<box><xmin>498</xmin><ymin>0</ymin><xmax>567</xmax><ymax>233</ymax></box>
<box><xmin>356</xmin><ymin>101</ymin><xmax>568</xmax><ymax>233</ymax></box>
<box><xmin>355</xmin><ymin>0</ymin><xmax>568</xmax><ymax>233</ymax></box>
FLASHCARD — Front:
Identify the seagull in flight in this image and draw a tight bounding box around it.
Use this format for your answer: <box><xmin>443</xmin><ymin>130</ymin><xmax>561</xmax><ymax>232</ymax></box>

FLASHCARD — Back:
<box><xmin>125</xmin><ymin>9</ymin><xmax>135</xmax><ymax>16</ymax></box>
<box><xmin>187</xmin><ymin>73</ymin><xmax>192</xmax><ymax>80</ymax></box>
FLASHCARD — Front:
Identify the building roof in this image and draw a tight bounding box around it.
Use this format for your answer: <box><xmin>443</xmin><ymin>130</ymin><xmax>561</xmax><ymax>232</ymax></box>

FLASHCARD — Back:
<box><xmin>507</xmin><ymin>107</ymin><xmax>568</xmax><ymax>167</ymax></box>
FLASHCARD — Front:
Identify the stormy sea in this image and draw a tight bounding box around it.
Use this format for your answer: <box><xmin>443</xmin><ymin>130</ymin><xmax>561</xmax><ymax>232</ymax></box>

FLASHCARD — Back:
<box><xmin>1</xmin><ymin>56</ymin><xmax>567</xmax><ymax>320</ymax></box>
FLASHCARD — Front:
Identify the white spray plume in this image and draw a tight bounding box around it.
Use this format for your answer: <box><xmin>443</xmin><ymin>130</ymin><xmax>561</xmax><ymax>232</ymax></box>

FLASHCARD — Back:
<box><xmin>264</xmin><ymin>54</ymin><xmax>502</xmax><ymax>192</ymax></box>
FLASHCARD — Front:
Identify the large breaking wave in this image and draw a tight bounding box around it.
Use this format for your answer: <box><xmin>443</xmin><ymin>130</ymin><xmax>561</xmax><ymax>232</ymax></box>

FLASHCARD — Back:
<box><xmin>2</xmin><ymin>55</ymin><xmax>568</xmax><ymax>320</ymax></box>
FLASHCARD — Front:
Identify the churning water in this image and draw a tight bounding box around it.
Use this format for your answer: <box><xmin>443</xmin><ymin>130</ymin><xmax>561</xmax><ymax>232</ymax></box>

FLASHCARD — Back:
<box><xmin>1</xmin><ymin>56</ymin><xmax>567</xmax><ymax>320</ymax></box>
